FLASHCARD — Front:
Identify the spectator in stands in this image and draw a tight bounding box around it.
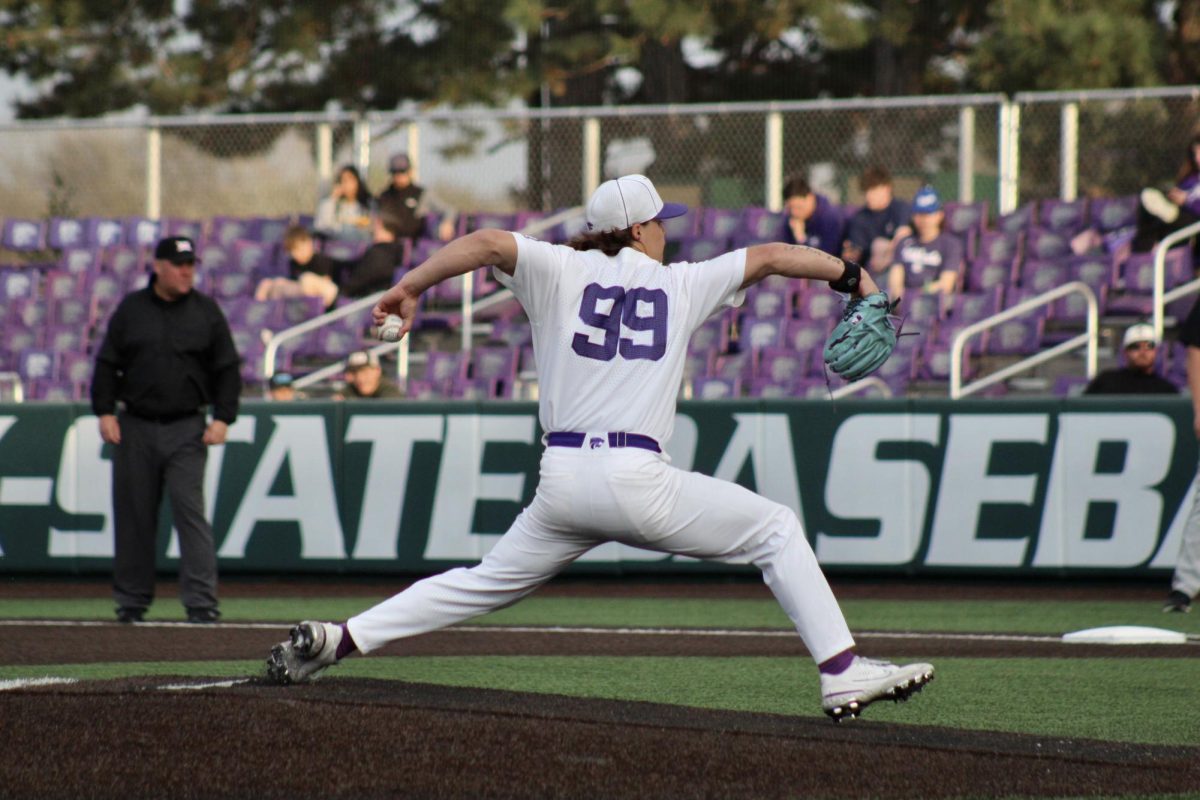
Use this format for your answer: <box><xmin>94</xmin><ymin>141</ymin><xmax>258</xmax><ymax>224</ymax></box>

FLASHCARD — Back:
<box><xmin>337</xmin><ymin>208</ymin><xmax>409</xmax><ymax>299</ymax></box>
<box><xmin>376</xmin><ymin>153</ymin><xmax>458</xmax><ymax>243</ymax></box>
<box><xmin>1083</xmin><ymin>323</ymin><xmax>1177</xmax><ymax>395</ymax></box>
<box><xmin>1132</xmin><ymin>132</ymin><xmax>1200</xmax><ymax>254</ymax></box>
<box><xmin>91</xmin><ymin>235</ymin><xmax>240</xmax><ymax>625</ymax></box>
<box><xmin>1163</xmin><ymin>296</ymin><xmax>1200</xmax><ymax>613</ymax></box>
<box><xmin>315</xmin><ymin>165</ymin><xmax>374</xmax><ymax>241</ymax></box>
<box><xmin>779</xmin><ymin>174</ymin><xmax>842</xmax><ymax>256</ymax></box>
<box><xmin>254</xmin><ymin>225</ymin><xmax>342</xmax><ymax>308</ymax></box>
<box><xmin>267</xmin><ymin>372</ymin><xmax>300</xmax><ymax>401</ymax></box>
<box><xmin>842</xmin><ymin>165</ymin><xmax>912</xmax><ymax>274</ymax></box>
<box><xmin>886</xmin><ymin>186</ymin><xmax>963</xmax><ymax>300</ymax></box>
<box><xmin>340</xmin><ymin>350</ymin><xmax>403</xmax><ymax>400</ymax></box>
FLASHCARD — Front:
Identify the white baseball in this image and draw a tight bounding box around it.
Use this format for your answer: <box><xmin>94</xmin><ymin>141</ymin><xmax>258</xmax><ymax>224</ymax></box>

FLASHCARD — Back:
<box><xmin>378</xmin><ymin>313</ymin><xmax>405</xmax><ymax>342</ymax></box>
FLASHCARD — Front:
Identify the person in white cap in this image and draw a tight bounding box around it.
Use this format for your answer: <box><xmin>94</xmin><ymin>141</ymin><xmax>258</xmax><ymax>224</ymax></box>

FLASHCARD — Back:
<box><xmin>1083</xmin><ymin>323</ymin><xmax>1178</xmax><ymax>395</ymax></box>
<box><xmin>266</xmin><ymin>173</ymin><xmax>934</xmax><ymax>721</ymax></box>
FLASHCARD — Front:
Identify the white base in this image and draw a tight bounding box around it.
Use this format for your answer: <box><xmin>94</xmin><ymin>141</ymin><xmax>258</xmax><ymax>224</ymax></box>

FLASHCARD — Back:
<box><xmin>1062</xmin><ymin>625</ymin><xmax>1186</xmax><ymax>645</ymax></box>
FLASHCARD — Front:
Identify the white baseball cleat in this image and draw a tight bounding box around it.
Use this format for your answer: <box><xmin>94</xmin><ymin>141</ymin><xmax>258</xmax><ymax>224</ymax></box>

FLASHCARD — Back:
<box><xmin>820</xmin><ymin>656</ymin><xmax>934</xmax><ymax>722</ymax></box>
<box><xmin>266</xmin><ymin>621</ymin><xmax>342</xmax><ymax>686</ymax></box>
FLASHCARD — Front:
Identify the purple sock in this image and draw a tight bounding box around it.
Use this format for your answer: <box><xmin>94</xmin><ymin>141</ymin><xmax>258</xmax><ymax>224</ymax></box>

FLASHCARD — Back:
<box><xmin>335</xmin><ymin>623</ymin><xmax>358</xmax><ymax>660</ymax></box>
<box><xmin>818</xmin><ymin>648</ymin><xmax>856</xmax><ymax>675</ymax></box>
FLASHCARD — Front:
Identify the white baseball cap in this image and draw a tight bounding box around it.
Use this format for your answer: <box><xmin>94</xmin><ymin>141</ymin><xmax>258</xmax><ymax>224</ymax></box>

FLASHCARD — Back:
<box><xmin>585</xmin><ymin>174</ymin><xmax>688</xmax><ymax>233</ymax></box>
<box><xmin>1122</xmin><ymin>323</ymin><xmax>1158</xmax><ymax>349</ymax></box>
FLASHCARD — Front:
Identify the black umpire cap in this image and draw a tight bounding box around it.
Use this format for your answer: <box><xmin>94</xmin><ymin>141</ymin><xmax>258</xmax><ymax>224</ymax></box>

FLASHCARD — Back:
<box><xmin>154</xmin><ymin>236</ymin><xmax>198</xmax><ymax>265</ymax></box>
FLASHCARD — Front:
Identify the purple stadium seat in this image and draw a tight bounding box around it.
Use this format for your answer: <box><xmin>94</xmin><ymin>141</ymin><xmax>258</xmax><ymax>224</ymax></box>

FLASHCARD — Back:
<box><xmin>756</xmin><ymin>347</ymin><xmax>808</xmax><ymax>384</ymax></box>
<box><xmin>986</xmin><ymin>316</ymin><xmax>1043</xmax><ymax>356</ymax></box>
<box><xmin>975</xmin><ymin>230</ymin><xmax>1022</xmax><ymax>263</ymax></box>
<box><xmin>232</xmin><ymin>241</ymin><xmax>272</xmax><ymax>274</ymax></box>
<box><xmin>783</xmin><ymin>318</ymin><xmax>826</xmax><ymax>355</ymax></box>
<box><xmin>59</xmin><ymin>352</ymin><xmax>93</xmax><ymax>384</ymax></box>
<box><xmin>209</xmin><ymin>216</ymin><xmax>252</xmax><ymax>247</ymax></box>
<box><xmin>943</xmin><ymin>200</ymin><xmax>989</xmax><ymax>236</ymax></box>
<box><xmin>44</xmin><ymin>325</ymin><xmax>85</xmax><ymax>353</ymax></box>
<box><xmin>745</xmin><ymin>285</ymin><xmax>793</xmax><ymax>318</ymax></box>
<box><xmin>57</xmin><ymin>248</ymin><xmax>102</xmax><ymax>276</ymax></box>
<box><xmin>1053</xmin><ymin>375</ymin><xmax>1092</xmax><ymax>397</ymax></box>
<box><xmin>24</xmin><ymin>379</ymin><xmax>81</xmax><ymax>402</ymax></box>
<box><xmin>18</xmin><ymin>349</ymin><xmax>57</xmax><ymax>381</ymax></box>
<box><xmin>738</xmin><ymin>315</ymin><xmax>786</xmax><ymax>350</ymax></box>
<box><xmin>995</xmin><ymin>202</ymin><xmax>1037</xmax><ymax>234</ymax></box>
<box><xmin>963</xmin><ymin>258</ymin><xmax>1017</xmax><ymax>294</ymax></box>
<box><xmin>46</xmin><ymin>218</ymin><xmax>87</xmax><ymax>250</ymax></box>
<box><xmin>1024</xmin><ymin>228</ymin><xmax>1072</xmax><ymax>261</ymax></box>
<box><xmin>693</xmin><ymin>376</ymin><xmax>740</xmax><ymax>399</ymax></box>
<box><xmin>684</xmin><ymin>347</ymin><xmax>715</xmax><ymax>381</ymax></box>
<box><xmin>86</xmin><ymin>273</ymin><xmax>126</xmax><ymax>311</ymax></box>
<box><xmin>124</xmin><ymin>217</ymin><xmax>161</xmax><ymax>248</ymax></box>
<box><xmin>689</xmin><ymin>312</ymin><xmax>732</xmax><ymax>354</ymax></box>
<box><xmin>1090</xmin><ymin>195</ymin><xmax>1138</xmax><ymax>233</ymax></box>
<box><xmin>470</xmin><ymin>346</ymin><xmax>520</xmax><ymax>397</ymax></box>
<box><xmin>1038</xmin><ymin>198</ymin><xmax>1088</xmax><ymax>232</ymax></box>
<box><xmin>250</xmin><ymin>217</ymin><xmax>290</xmax><ymax>244</ymax></box>
<box><xmin>949</xmin><ymin>289</ymin><xmax>1003</xmax><ymax>324</ymax></box>
<box><xmin>746</xmin><ymin>377</ymin><xmax>801</xmax><ymax>398</ymax></box>
<box><xmin>1021</xmin><ymin>258</ymin><xmax>1072</xmax><ymax>295</ymax></box>
<box><xmin>48</xmin><ymin>297</ymin><xmax>91</xmax><ymax>328</ymax></box>
<box><xmin>675</xmin><ymin>236</ymin><xmax>727</xmax><ymax>263</ymax></box>
<box><xmin>222</xmin><ymin>298</ymin><xmax>284</xmax><ymax>331</ymax></box>
<box><xmin>164</xmin><ymin>218</ymin><xmax>204</xmax><ymax>241</ymax></box>
<box><xmin>105</xmin><ymin>246</ymin><xmax>146</xmax><ymax>280</ymax></box>
<box><xmin>1065</xmin><ymin>253</ymin><xmax>1117</xmax><ymax>293</ymax></box>
<box><xmin>0</xmin><ymin>269</ymin><xmax>37</xmax><ymax>301</ymax></box>
<box><xmin>207</xmin><ymin>270</ymin><xmax>255</xmax><ymax>299</ymax></box>
<box><xmin>700</xmin><ymin>208</ymin><xmax>742</xmax><ymax>241</ymax></box>
<box><xmin>486</xmin><ymin>319</ymin><xmax>533</xmax><ymax>349</ymax></box>
<box><xmin>738</xmin><ymin>207</ymin><xmax>781</xmax><ymax>243</ymax></box>
<box><xmin>1</xmin><ymin>218</ymin><xmax>45</xmax><ymax>251</ymax></box>
<box><xmin>798</xmin><ymin>291</ymin><xmax>841</xmax><ymax>322</ymax></box>
<box><xmin>900</xmin><ymin>293</ymin><xmax>944</xmax><ymax>331</ymax></box>
<box><xmin>196</xmin><ymin>244</ymin><xmax>232</xmax><ymax>271</ymax></box>
<box><xmin>661</xmin><ymin>208</ymin><xmax>701</xmax><ymax>240</ymax></box>
<box><xmin>710</xmin><ymin>350</ymin><xmax>754</xmax><ymax>382</ymax></box>
<box><xmin>43</xmin><ymin>271</ymin><xmax>83</xmax><ymax>301</ymax></box>
<box><xmin>424</xmin><ymin>351</ymin><xmax>469</xmax><ymax>394</ymax></box>
<box><xmin>90</xmin><ymin>218</ymin><xmax>125</xmax><ymax>247</ymax></box>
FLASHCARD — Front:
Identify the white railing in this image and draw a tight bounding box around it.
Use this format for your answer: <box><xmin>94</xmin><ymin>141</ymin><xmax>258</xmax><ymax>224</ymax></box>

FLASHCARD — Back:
<box><xmin>830</xmin><ymin>376</ymin><xmax>892</xmax><ymax>399</ymax></box>
<box><xmin>950</xmin><ymin>281</ymin><xmax>1099</xmax><ymax>399</ymax></box>
<box><xmin>260</xmin><ymin>206</ymin><xmax>584</xmax><ymax>391</ymax></box>
<box><xmin>1153</xmin><ymin>220</ymin><xmax>1200</xmax><ymax>339</ymax></box>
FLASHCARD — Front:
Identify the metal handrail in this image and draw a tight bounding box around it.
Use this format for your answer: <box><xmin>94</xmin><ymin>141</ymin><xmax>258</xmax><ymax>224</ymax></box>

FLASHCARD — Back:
<box><xmin>950</xmin><ymin>281</ymin><xmax>1099</xmax><ymax>399</ymax></box>
<box><xmin>260</xmin><ymin>206</ymin><xmax>584</xmax><ymax>389</ymax></box>
<box><xmin>830</xmin><ymin>376</ymin><xmax>892</xmax><ymax>400</ymax></box>
<box><xmin>1152</xmin><ymin>219</ymin><xmax>1200</xmax><ymax>340</ymax></box>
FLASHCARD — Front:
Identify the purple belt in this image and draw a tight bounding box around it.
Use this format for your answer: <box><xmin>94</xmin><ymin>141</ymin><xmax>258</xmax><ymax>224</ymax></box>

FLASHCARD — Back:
<box><xmin>546</xmin><ymin>432</ymin><xmax>661</xmax><ymax>453</ymax></box>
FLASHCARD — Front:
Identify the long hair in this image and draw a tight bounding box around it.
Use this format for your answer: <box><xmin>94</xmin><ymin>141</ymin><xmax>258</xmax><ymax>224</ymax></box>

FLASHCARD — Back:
<box><xmin>567</xmin><ymin>227</ymin><xmax>636</xmax><ymax>256</ymax></box>
<box><xmin>337</xmin><ymin>164</ymin><xmax>374</xmax><ymax>207</ymax></box>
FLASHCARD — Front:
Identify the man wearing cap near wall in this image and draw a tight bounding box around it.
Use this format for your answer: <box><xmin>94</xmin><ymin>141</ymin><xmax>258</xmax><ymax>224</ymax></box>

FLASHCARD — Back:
<box><xmin>1083</xmin><ymin>323</ymin><xmax>1178</xmax><ymax>395</ymax></box>
<box><xmin>341</xmin><ymin>350</ymin><xmax>403</xmax><ymax>400</ymax></box>
<box><xmin>91</xmin><ymin>235</ymin><xmax>241</xmax><ymax>624</ymax></box>
<box><xmin>375</xmin><ymin>152</ymin><xmax>458</xmax><ymax>243</ymax></box>
<box><xmin>267</xmin><ymin>173</ymin><xmax>935</xmax><ymax>723</ymax></box>
<box><xmin>267</xmin><ymin>372</ymin><xmax>299</xmax><ymax>401</ymax></box>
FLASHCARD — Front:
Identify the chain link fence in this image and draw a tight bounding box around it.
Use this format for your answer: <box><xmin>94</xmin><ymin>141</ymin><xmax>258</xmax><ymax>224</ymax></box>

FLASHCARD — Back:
<box><xmin>0</xmin><ymin>88</ymin><xmax>1196</xmax><ymax>226</ymax></box>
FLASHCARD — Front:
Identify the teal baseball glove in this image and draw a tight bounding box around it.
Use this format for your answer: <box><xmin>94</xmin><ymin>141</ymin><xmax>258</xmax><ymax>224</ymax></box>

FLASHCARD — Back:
<box><xmin>823</xmin><ymin>292</ymin><xmax>898</xmax><ymax>381</ymax></box>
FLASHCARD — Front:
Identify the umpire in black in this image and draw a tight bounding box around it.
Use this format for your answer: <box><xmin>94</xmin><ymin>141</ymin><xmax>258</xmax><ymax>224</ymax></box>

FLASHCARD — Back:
<box><xmin>91</xmin><ymin>235</ymin><xmax>241</xmax><ymax>624</ymax></box>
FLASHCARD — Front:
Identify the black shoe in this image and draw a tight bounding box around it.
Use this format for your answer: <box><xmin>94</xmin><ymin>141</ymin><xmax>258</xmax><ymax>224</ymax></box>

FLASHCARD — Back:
<box><xmin>1162</xmin><ymin>590</ymin><xmax>1192</xmax><ymax>613</ymax></box>
<box><xmin>186</xmin><ymin>607</ymin><xmax>221</xmax><ymax>624</ymax></box>
<box><xmin>116</xmin><ymin>607</ymin><xmax>145</xmax><ymax>624</ymax></box>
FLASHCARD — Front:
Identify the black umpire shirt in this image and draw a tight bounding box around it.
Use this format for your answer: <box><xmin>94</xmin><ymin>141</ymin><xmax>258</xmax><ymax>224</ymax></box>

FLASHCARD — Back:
<box><xmin>91</xmin><ymin>278</ymin><xmax>242</xmax><ymax>423</ymax></box>
<box><xmin>1083</xmin><ymin>367</ymin><xmax>1178</xmax><ymax>395</ymax></box>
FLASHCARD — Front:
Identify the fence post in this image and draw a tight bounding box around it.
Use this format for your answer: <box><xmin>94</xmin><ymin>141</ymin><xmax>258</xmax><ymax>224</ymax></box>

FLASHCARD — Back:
<box><xmin>958</xmin><ymin>106</ymin><xmax>975</xmax><ymax>203</ymax></box>
<box><xmin>316</xmin><ymin>121</ymin><xmax>334</xmax><ymax>186</ymax></box>
<box><xmin>1060</xmin><ymin>101</ymin><xmax>1079</xmax><ymax>201</ymax></box>
<box><xmin>583</xmin><ymin>117</ymin><xmax>601</xmax><ymax>202</ymax></box>
<box><xmin>145</xmin><ymin>123</ymin><xmax>162</xmax><ymax>220</ymax></box>
<box><xmin>998</xmin><ymin>100</ymin><xmax>1020</xmax><ymax>215</ymax></box>
<box><xmin>353</xmin><ymin>117</ymin><xmax>371</xmax><ymax>174</ymax></box>
<box><xmin>765</xmin><ymin>108</ymin><xmax>783</xmax><ymax>211</ymax></box>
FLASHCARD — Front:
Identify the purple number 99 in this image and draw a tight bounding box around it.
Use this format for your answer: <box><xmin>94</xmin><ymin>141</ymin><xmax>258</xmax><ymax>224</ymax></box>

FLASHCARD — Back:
<box><xmin>571</xmin><ymin>283</ymin><xmax>668</xmax><ymax>361</ymax></box>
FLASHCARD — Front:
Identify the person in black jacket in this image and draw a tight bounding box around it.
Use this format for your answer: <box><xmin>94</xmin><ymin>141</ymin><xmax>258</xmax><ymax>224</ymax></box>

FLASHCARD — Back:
<box><xmin>91</xmin><ymin>236</ymin><xmax>242</xmax><ymax>624</ymax></box>
<box><xmin>375</xmin><ymin>152</ymin><xmax>458</xmax><ymax>243</ymax></box>
<box><xmin>337</xmin><ymin>208</ymin><xmax>409</xmax><ymax>299</ymax></box>
<box><xmin>1083</xmin><ymin>323</ymin><xmax>1178</xmax><ymax>395</ymax></box>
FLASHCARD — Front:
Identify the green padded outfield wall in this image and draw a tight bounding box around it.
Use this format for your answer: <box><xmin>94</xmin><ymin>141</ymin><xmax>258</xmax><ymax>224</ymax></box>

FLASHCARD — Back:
<box><xmin>0</xmin><ymin>398</ymin><xmax>1193</xmax><ymax>575</ymax></box>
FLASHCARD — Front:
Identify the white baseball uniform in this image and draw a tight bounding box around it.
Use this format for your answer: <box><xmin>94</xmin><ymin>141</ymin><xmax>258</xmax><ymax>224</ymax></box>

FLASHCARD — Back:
<box><xmin>347</xmin><ymin>234</ymin><xmax>856</xmax><ymax>663</ymax></box>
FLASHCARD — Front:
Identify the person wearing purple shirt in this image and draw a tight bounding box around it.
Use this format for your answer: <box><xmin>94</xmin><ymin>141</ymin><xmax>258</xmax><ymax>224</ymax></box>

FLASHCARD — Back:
<box><xmin>842</xmin><ymin>165</ymin><xmax>912</xmax><ymax>273</ymax></box>
<box><xmin>886</xmin><ymin>186</ymin><xmax>963</xmax><ymax>300</ymax></box>
<box><xmin>1133</xmin><ymin>132</ymin><xmax>1200</xmax><ymax>253</ymax></box>
<box><xmin>779</xmin><ymin>175</ymin><xmax>843</xmax><ymax>256</ymax></box>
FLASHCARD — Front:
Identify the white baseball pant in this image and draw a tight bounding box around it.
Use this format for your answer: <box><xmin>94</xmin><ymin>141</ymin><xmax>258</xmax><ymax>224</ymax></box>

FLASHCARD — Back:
<box><xmin>1172</xmin><ymin>468</ymin><xmax>1200</xmax><ymax>599</ymax></box>
<box><xmin>348</xmin><ymin>442</ymin><xmax>856</xmax><ymax>664</ymax></box>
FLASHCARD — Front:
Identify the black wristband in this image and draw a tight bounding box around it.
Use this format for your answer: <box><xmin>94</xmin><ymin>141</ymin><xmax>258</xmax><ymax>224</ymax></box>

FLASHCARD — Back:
<box><xmin>829</xmin><ymin>259</ymin><xmax>862</xmax><ymax>293</ymax></box>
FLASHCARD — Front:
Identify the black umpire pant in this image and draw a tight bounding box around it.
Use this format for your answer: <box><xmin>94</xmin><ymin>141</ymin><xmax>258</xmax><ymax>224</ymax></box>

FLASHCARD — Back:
<box><xmin>112</xmin><ymin>412</ymin><xmax>218</xmax><ymax>612</ymax></box>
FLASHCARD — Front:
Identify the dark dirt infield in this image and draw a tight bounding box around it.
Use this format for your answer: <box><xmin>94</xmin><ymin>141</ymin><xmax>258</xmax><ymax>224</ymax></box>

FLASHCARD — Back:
<box><xmin>2</xmin><ymin>577</ymin><xmax>1197</xmax><ymax>798</ymax></box>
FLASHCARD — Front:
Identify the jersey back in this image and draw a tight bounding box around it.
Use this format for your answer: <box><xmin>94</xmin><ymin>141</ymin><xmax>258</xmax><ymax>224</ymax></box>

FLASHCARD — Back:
<box><xmin>495</xmin><ymin>234</ymin><xmax>746</xmax><ymax>443</ymax></box>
